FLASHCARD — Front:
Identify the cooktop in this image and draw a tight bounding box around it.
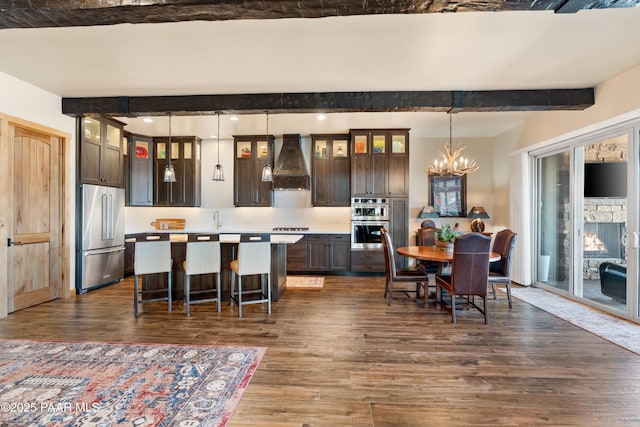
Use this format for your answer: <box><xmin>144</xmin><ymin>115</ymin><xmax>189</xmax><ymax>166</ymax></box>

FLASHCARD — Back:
<box><xmin>273</xmin><ymin>227</ymin><xmax>309</xmax><ymax>232</ymax></box>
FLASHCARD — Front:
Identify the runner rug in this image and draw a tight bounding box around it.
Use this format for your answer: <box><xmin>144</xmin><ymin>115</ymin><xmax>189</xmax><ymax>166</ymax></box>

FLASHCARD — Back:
<box><xmin>510</xmin><ymin>287</ymin><xmax>640</xmax><ymax>355</ymax></box>
<box><xmin>0</xmin><ymin>339</ymin><xmax>266</xmax><ymax>427</ymax></box>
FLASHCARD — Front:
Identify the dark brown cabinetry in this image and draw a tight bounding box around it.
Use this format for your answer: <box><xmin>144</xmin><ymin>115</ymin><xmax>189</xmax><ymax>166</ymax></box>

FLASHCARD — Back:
<box><xmin>286</xmin><ymin>234</ymin><xmax>350</xmax><ymax>273</ymax></box>
<box><xmin>126</xmin><ymin>134</ymin><xmax>154</xmax><ymax>206</ymax></box>
<box><xmin>79</xmin><ymin>116</ymin><xmax>125</xmax><ymax>187</ymax></box>
<box><xmin>307</xmin><ymin>234</ymin><xmax>350</xmax><ymax>272</ymax></box>
<box><xmin>351</xmin><ymin>250</ymin><xmax>385</xmax><ymax>273</ymax></box>
<box><xmin>311</xmin><ymin>134</ymin><xmax>350</xmax><ymax>206</ymax></box>
<box><xmin>286</xmin><ymin>235</ymin><xmax>308</xmax><ymax>272</ymax></box>
<box><xmin>350</xmin><ymin>129</ymin><xmax>409</xmax><ymax>197</ymax></box>
<box><xmin>233</xmin><ymin>135</ymin><xmax>274</xmax><ymax>207</ymax></box>
<box><xmin>153</xmin><ymin>136</ymin><xmax>201</xmax><ymax>207</ymax></box>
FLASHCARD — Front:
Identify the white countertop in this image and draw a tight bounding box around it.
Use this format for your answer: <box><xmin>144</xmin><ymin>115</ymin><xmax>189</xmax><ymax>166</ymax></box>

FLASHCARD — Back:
<box><xmin>144</xmin><ymin>232</ymin><xmax>304</xmax><ymax>244</ymax></box>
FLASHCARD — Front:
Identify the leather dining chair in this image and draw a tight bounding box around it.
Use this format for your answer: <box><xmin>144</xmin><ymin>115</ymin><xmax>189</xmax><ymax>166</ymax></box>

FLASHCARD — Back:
<box><xmin>415</xmin><ymin>226</ymin><xmax>440</xmax><ymax>297</ymax></box>
<box><xmin>230</xmin><ymin>233</ymin><xmax>272</xmax><ymax>317</ymax></box>
<box><xmin>488</xmin><ymin>229</ymin><xmax>518</xmax><ymax>308</ymax></box>
<box><xmin>133</xmin><ymin>233</ymin><xmax>173</xmax><ymax>317</ymax></box>
<box><xmin>183</xmin><ymin>233</ymin><xmax>221</xmax><ymax>316</ymax></box>
<box><xmin>435</xmin><ymin>233</ymin><xmax>492</xmax><ymax>324</ymax></box>
<box><xmin>381</xmin><ymin>228</ymin><xmax>430</xmax><ymax>306</ymax></box>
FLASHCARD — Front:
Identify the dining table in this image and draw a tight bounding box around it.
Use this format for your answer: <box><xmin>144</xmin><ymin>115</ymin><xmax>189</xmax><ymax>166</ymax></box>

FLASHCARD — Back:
<box><xmin>396</xmin><ymin>246</ymin><xmax>501</xmax><ymax>263</ymax></box>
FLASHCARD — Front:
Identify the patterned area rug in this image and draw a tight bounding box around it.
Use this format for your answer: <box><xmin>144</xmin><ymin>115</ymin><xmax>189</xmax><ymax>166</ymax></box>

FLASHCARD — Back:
<box><xmin>511</xmin><ymin>287</ymin><xmax>640</xmax><ymax>355</ymax></box>
<box><xmin>286</xmin><ymin>276</ymin><xmax>324</xmax><ymax>289</ymax></box>
<box><xmin>0</xmin><ymin>340</ymin><xmax>265</xmax><ymax>426</ymax></box>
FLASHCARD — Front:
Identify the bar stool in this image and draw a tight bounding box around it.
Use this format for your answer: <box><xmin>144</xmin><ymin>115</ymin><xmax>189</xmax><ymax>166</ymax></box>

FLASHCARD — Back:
<box><xmin>230</xmin><ymin>233</ymin><xmax>271</xmax><ymax>317</ymax></box>
<box><xmin>183</xmin><ymin>233</ymin><xmax>221</xmax><ymax>316</ymax></box>
<box><xmin>133</xmin><ymin>233</ymin><xmax>173</xmax><ymax>317</ymax></box>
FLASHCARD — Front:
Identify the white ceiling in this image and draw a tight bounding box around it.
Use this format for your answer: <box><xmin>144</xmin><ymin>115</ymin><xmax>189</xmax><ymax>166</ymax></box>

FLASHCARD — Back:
<box><xmin>1</xmin><ymin>8</ymin><xmax>640</xmax><ymax>138</ymax></box>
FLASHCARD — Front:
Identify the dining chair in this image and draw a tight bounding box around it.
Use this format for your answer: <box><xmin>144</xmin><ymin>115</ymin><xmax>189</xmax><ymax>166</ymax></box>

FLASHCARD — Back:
<box><xmin>415</xmin><ymin>226</ymin><xmax>440</xmax><ymax>296</ymax></box>
<box><xmin>183</xmin><ymin>233</ymin><xmax>221</xmax><ymax>316</ymax></box>
<box><xmin>488</xmin><ymin>229</ymin><xmax>518</xmax><ymax>308</ymax></box>
<box><xmin>230</xmin><ymin>233</ymin><xmax>272</xmax><ymax>317</ymax></box>
<box><xmin>381</xmin><ymin>228</ymin><xmax>430</xmax><ymax>306</ymax></box>
<box><xmin>435</xmin><ymin>233</ymin><xmax>492</xmax><ymax>324</ymax></box>
<box><xmin>133</xmin><ymin>233</ymin><xmax>173</xmax><ymax>317</ymax></box>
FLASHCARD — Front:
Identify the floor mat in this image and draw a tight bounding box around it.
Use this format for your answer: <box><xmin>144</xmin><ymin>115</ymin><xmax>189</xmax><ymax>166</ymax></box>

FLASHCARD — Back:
<box><xmin>286</xmin><ymin>276</ymin><xmax>324</xmax><ymax>288</ymax></box>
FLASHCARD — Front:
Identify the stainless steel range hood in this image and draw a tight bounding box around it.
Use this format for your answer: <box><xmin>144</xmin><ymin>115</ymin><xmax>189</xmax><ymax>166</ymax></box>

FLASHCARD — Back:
<box><xmin>273</xmin><ymin>134</ymin><xmax>310</xmax><ymax>190</ymax></box>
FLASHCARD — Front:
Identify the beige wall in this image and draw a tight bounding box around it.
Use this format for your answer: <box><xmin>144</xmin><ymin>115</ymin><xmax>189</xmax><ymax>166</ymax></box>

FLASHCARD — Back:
<box><xmin>517</xmin><ymin>63</ymin><xmax>640</xmax><ymax>150</ymax></box>
<box><xmin>409</xmin><ymin>135</ymin><xmax>495</xmax><ymax>232</ymax></box>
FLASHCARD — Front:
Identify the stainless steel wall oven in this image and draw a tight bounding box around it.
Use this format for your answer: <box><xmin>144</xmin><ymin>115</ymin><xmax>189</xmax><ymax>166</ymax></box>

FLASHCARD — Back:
<box><xmin>351</xmin><ymin>198</ymin><xmax>389</xmax><ymax>249</ymax></box>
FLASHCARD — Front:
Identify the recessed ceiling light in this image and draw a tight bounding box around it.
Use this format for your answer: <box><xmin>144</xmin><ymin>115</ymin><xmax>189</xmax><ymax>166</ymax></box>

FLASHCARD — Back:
<box><xmin>230</xmin><ymin>116</ymin><xmax>239</xmax><ymax>121</ymax></box>
<box><xmin>316</xmin><ymin>114</ymin><xmax>326</xmax><ymax>121</ymax></box>
<box><xmin>210</xmin><ymin>134</ymin><xmax>217</xmax><ymax>138</ymax></box>
<box><xmin>143</xmin><ymin>117</ymin><xmax>153</xmax><ymax>123</ymax></box>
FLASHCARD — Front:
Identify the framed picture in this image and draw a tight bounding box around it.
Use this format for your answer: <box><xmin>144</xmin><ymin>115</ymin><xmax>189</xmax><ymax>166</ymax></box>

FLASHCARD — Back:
<box><xmin>430</xmin><ymin>174</ymin><xmax>467</xmax><ymax>217</ymax></box>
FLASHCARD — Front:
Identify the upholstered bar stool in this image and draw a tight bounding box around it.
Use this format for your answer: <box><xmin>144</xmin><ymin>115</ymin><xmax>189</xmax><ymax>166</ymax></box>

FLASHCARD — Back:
<box><xmin>183</xmin><ymin>233</ymin><xmax>222</xmax><ymax>316</ymax></box>
<box><xmin>230</xmin><ymin>233</ymin><xmax>271</xmax><ymax>318</ymax></box>
<box><xmin>133</xmin><ymin>233</ymin><xmax>173</xmax><ymax>317</ymax></box>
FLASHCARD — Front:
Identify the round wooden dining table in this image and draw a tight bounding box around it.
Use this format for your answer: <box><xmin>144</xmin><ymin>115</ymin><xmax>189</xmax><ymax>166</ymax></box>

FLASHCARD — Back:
<box><xmin>396</xmin><ymin>246</ymin><xmax>501</xmax><ymax>263</ymax></box>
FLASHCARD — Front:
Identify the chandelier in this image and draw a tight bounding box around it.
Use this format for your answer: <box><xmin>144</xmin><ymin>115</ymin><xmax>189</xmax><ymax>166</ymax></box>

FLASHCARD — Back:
<box><xmin>426</xmin><ymin>113</ymin><xmax>478</xmax><ymax>176</ymax></box>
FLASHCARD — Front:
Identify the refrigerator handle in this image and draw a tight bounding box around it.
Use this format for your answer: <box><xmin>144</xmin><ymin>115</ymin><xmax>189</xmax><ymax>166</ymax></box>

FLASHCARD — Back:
<box><xmin>101</xmin><ymin>193</ymin><xmax>108</xmax><ymax>241</ymax></box>
<box><xmin>108</xmin><ymin>193</ymin><xmax>114</xmax><ymax>240</ymax></box>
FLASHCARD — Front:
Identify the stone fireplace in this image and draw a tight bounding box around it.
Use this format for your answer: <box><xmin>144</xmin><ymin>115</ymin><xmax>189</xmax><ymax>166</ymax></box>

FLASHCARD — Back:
<box><xmin>583</xmin><ymin>198</ymin><xmax>626</xmax><ymax>280</ymax></box>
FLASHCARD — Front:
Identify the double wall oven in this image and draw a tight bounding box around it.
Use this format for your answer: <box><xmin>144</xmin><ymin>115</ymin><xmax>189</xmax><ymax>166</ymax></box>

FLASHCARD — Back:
<box><xmin>351</xmin><ymin>197</ymin><xmax>389</xmax><ymax>250</ymax></box>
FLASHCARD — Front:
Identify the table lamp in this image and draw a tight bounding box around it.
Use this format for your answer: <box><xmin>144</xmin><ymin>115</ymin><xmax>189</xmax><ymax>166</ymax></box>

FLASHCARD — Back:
<box><xmin>467</xmin><ymin>206</ymin><xmax>489</xmax><ymax>232</ymax></box>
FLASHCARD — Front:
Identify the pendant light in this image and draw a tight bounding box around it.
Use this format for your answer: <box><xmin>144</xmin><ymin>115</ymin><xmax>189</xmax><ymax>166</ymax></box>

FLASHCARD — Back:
<box><xmin>163</xmin><ymin>113</ymin><xmax>177</xmax><ymax>183</ymax></box>
<box><xmin>212</xmin><ymin>112</ymin><xmax>225</xmax><ymax>181</ymax></box>
<box><xmin>261</xmin><ymin>111</ymin><xmax>273</xmax><ymax>182</ymax></box>
<box><xmin>426</xmin><ymin>113</ymin><xmax>478</xmax><ymax>176</ymax></box>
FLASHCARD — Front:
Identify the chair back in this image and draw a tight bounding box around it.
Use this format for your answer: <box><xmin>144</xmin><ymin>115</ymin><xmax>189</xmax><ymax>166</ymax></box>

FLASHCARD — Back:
<box><xmin>185</xmin><ymin>234</ymin><xmax>221</xmax><ymax>275</ymax></box>
<box><xmin>134</xmin><ymin>233</ymin><xmax>172</xmax><ymax>275</ymax></box>
<box><xmin>420</xmin><ymin>219</ymin><xmax>436</xmax><ymax>228</ymax></box>
<box><xmin>490</xmin><ymin>229</ymin><xmax>517</xmax><ymax>277</ymax></box>
<box><xmin>381</xmin><ymin>228</ymin><xmax>398</xmax><ymax>279</ymax></box>
<box><xmin>450</xmin><ymin>233</ymin><xmax>491</xmax><ymax>296</ymax></box>
<box><xmin>380</xmin><ymin>227</ymin><xmax>398</xmax><ymax>280</ymax></box>
<box><xmin>416</xmin><ymin>227</ymin><xmax>437</xmax><ymax>247</ymax></box>
<box><xmin>236</xmin><ymin>234</ymin><xmax>271</xmax><ymax>276</ymax></box>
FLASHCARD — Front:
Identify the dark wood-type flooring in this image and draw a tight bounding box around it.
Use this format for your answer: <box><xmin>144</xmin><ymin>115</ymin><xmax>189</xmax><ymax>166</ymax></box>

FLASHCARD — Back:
<box><xmin>1</xmin><ymin>276</ymin><xmax>639</xmax><ymax>426</ymax></box>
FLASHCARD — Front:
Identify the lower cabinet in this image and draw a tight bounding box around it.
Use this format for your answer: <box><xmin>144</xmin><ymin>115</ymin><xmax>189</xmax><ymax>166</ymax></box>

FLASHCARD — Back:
<box><xmin>351</xmin><ymin>250</ymin><xmax>385</xmax><ymax>273</ymax></box>
<box><xmin>287</xmin><ymin>234</ymin><xmax>351</xmax><ymax>273</ymax></box>
<box><xmin>286</xmin><ymin>236</ymin><xmax>308</xmax><ymax>272</ymax></box>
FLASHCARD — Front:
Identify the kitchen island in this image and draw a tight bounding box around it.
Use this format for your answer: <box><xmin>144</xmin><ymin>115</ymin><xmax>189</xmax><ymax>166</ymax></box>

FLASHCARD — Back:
<box><xmin>125</xmin><ymin>232</ymin><xmax>303</xmax><ymax>303</ymax></box>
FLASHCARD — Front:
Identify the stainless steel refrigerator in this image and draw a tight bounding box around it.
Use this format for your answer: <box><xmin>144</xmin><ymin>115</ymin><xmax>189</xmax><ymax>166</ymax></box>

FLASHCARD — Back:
<box><xmin>79</xmin><ymin>184</ymin><xmax>125</xmax><ymax>293</ymax></box>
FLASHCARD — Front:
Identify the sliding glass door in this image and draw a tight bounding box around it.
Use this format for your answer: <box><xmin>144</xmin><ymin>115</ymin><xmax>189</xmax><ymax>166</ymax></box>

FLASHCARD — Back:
<box><xmin>535</xmin><ymin>150</ymin><xmax>571</xmax><ymax>292</ymax></box>
<box><xmin>533</xmin><ymin>122</ymin><xmax>639</xmax><ymax>322</ymax></box>
<box><xmin>576</xmin><ymin>134</ymin><xmax>629</xmax><ymax>314</ymax></box>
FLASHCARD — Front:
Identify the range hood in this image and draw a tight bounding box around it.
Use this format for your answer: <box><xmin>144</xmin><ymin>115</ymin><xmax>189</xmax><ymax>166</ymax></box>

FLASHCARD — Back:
<box><xmin>273</xmin><ymin>134</ymin><xmax>310</xmax><ymax>190</ymax></box>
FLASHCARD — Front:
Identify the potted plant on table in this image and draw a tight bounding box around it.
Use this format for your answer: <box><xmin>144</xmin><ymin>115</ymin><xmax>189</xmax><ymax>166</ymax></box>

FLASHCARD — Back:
<box><xmin>435</xmin><ymin>224</ymin><xmax>457</xmax><ymax>252</ymax></box>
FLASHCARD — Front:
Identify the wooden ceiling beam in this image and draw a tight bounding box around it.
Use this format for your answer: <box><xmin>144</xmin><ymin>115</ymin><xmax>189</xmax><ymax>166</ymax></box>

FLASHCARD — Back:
<box><xmin>61</xmin><ymin>89</ymin><xmax>595</xmax><ymax>117</ymax></box>
<box><xmin>1</xmin><ymin>0</ymin><xmax>639</xmax><ymax>29</ymax></box>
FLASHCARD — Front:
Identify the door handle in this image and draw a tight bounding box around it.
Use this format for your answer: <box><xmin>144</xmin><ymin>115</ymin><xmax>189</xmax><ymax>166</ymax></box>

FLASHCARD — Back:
<box><xmin>7</xmin><ymin>238</ymin><xmax>23</xmax><ymax>247</ymax></box>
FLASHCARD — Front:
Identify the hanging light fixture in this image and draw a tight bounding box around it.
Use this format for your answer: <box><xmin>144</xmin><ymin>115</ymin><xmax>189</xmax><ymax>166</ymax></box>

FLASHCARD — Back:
<box><xmin>261</xmin><ymin>111</ymin><xmax>273</xmax><ymax>182</ymax></box>
<box><xmin>426</xmin><ymin>113</ymin><xmax>478</xmax><ymax>176</ymax></box>
<box><xmin>212</xmin><ymin>112</ymin><xmax>225</xmax><ymax>181</ymax></box>
<box><xmin>163</xmin><ymin>113</ymin><xmax>177</xmax><ymax>183</ymax></box>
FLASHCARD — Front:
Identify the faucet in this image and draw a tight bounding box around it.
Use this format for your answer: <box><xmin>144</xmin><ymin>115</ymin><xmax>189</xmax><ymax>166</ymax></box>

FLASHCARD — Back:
<box><xmin>213</xmin><ymin>210</ymin><xmax>222</xmax><ymax>230</ymax></box>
